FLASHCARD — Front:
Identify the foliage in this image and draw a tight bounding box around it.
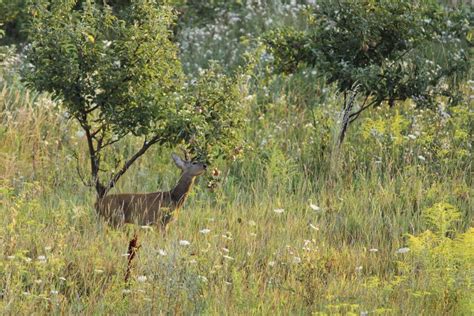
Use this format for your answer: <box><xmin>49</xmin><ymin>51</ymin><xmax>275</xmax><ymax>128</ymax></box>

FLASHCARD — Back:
<box><xmin>399</xmin><ymin>203</ymin><xmax>473</xmax><ymax>314</ymax></box>
<box><xmin>0</xmin><ymin>0</ymin><xmax>472</xmax><ymax>314</ymax></box>
<box><xmin>23</xmin><ymin>0</ymin><xmax>245</xmax><ymax>197</ymax></box>
<box><xmin>0</xmin><ymin>0</ymin><xmax>30</xmax><ymax>43</ymax></box>
<box><xmin>264</xmin><ymin>0</ymin><xmax>472</xmax><ymax>143</ymax></box>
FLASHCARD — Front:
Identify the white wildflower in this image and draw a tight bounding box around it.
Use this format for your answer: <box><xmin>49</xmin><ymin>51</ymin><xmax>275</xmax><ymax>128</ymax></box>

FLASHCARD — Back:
<box><xmin>50</xmin><ymin>290</ymin><xmax>59</xmax><ymax>295</ymax></box>
<box><xmin>310</xmin><ymin>204</ymin><xmax>321</xmax><ymax>211</ymax></box>
<box><xmin>248</xmin><ymin>220</ymin><xmax>257</xmax><ymax>226</ymax></box>
<box><xmin>293</xmin><ymin>256</ymin><xmax>302</xmax><ymax>264</ymax></box>
<box><xmin>122</xmin><ymin>289</ymin><xmax>132</xmax><ymax>294</ymax></box>
<box><xmin>369</xmin><ymin>248</ymin><xmax>379</xmax><ymax>253</ymax></box>
<box><xmin>7</xmin><ymin>255</ymin><xmax>15</xmax><ymax>260</ymax></box>
<box><xmin>408</xmin><ymin>134</ymin><xmax>417</xmax><ymax>140</ymax></box>
<box><xmin>37</xmin><ymin>255</ymin><xmax>47</xmax><ymax>262</ymax></box>
<box><xmin>355</xmin><ymin>266</ymin><xmax>363</xmax><ymax>272</ymax></box>
<box><xmin>223</xmin><ymin>255</ymin><xmax>234</xmax><ymax>261</ymax></box>
<box><xmin>158</xmin><ymin>249</ymin><xmax>167</xmax><ymax>256</ymax></box>
<box><xmin>396</xmin><ymin>247</ymin><xmax>410</xmax><ymax>254</ymax></box>
<box><xmin>418</xmin><ymin>155</ymin><xmax>426</xmax><ymax>161</ymax></box>
<box><xmin>273</xmin><ymin>208</ymin><xmax>285</xmax><ymax>214</ymax></box>
<box><xmin>137</xmin><ymin>275</ymin><xmax>147</xmax><ymax>283</ymax></box>
<box><xmin>94</xmin><ymin>269</ymin><xmax>104</xmax><ymax>274</ymax></box>
<box><xmin>141</xmin><ymin>225</ymin><xmax>153</xmax><ymax>230</ymax></box>
<box><xmin>199</xmin><ymin>228</ymin><xmax>211</xmax><ymax>234</ymax></box>
<box><xmin>179</xmin><ymin>240</ymin><xmax>191</xmax><ymax>246</ymax></box>
<box><xmin>268</xmin><ymin>261</ymin><xmax>276</xmax><ymax>267</ymax></box>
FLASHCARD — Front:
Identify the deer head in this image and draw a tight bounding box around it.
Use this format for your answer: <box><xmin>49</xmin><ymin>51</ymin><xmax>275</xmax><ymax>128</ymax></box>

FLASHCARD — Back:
<box><xmin>171</xmin><ymin>153</ymin><xmax>207</xmax><ymax>176</ymax></box>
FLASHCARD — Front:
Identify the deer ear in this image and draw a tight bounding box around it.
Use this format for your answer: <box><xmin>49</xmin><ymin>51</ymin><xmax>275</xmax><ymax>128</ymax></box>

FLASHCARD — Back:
<box><xmin>172</xmin><ymin>153</ymin><xmax>186</xmax><ymax>170</ymax></box>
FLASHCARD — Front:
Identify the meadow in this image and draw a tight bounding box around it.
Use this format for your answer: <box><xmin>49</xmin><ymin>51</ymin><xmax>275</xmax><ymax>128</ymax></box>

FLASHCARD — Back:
<box><xmin>1</xmin><ymin>1</ymin><xmax>473</xmax><ymax>314</ymax></box>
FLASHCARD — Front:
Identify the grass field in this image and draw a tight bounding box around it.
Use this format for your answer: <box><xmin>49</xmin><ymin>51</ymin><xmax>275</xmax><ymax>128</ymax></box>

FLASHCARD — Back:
<box><xmin>1</xmin><ymin>68</ymin><xmax>472</xmax><ymax>314</ymax></box>
<box><xmin>1</xmin><ymin>1</ymin><xmax>473</xmax><ymax>314</ymax></box>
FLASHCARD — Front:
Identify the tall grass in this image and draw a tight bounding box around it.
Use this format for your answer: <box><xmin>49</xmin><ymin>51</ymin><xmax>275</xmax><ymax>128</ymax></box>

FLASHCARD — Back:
<box><xmin>1</xmin><ymin>0</ymin><xmax>472</xmax><ymax>314</ymax></box>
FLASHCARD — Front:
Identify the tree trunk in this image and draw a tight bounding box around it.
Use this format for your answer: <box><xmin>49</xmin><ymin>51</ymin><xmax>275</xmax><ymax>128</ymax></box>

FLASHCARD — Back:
<box><xmin>338</xmin><ymin>90</ymin><xmax>357</xmax><ymax>146</ymax></box>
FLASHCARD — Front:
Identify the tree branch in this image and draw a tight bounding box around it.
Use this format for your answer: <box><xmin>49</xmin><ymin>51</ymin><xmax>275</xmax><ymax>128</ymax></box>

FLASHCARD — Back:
<box><xmin>103</xmin><ymin>135</ymin><xmax>163</xmax><ymax>196</ymax></box>
<box><xmin>348</xmin><ymin>97</ymin><xmax>378</xmax><ymax>123</ymax></box>
<box><xmin>71</xmin><ymin>150</ymin><xmax>92</xmax><ymax>187</ymax></box>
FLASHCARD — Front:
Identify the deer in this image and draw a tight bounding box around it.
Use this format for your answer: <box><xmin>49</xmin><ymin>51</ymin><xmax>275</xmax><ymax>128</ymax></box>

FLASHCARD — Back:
<box><xmin>95</xmin><ymin>153</ymin><xmax>207</xmax><ymax>232</ymax></box>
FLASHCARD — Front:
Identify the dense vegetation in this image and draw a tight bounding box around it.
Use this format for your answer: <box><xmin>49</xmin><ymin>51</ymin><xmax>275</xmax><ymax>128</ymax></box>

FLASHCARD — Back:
<box><xmin>1</xmin><ymin>0</ymin><xmax>472</xmax><ymax>314</ymax></box>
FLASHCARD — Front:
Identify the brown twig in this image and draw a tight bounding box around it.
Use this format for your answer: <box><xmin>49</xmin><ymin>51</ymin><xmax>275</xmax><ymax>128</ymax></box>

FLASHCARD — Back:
<box><xmin>124</xmin><ymin>233</ymin><xmax>141</xmax><ymax>283</ymax></box>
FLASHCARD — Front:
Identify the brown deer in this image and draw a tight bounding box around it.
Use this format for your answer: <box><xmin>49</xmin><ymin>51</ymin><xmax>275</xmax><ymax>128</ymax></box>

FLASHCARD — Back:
<box><xmin>95</xmin><ymin>153</ymin><xmax>207</xmax><ymax>231</ymax></box>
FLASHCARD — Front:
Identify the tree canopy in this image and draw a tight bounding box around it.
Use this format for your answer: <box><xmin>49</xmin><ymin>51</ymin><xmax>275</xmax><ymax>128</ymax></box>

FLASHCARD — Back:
<box><xmin>24</xmin><ymin>0</ymin><xmax>246</xmax><ymax>197</ymax></box>
<box><xmin>264</xmin><ymin>0</ymin><xmax>472</xmax><ymax>143</ymax></box>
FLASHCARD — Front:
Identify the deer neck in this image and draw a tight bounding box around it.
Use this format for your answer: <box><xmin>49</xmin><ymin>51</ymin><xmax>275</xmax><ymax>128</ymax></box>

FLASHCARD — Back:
<box><xmin>170</xmin><ymin>173</ymin><xmax>195</xmax><ymax>208</ymax></box>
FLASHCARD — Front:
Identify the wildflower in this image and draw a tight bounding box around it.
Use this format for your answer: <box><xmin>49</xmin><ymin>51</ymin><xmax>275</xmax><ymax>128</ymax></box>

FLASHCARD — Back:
<box><xmin>24</xmin><ymin>257</ymin><xmax>32</xmax><ymax>263</ymax></box>
<box><xmin>94</xmin><ymin>269</ymin><xmax>104</xmax><ymax>274</ymax></box>
<box><xmin>158</xmin><ymin>249</ymin><xmax>167</xmax><ymax>256</ymax></box>
<box><xmin>396</xmin><ymin>247</ymin><xmax>410</xmax><ymax>254</ymax></box>
<box><xmin>59</xmin><ymin>277</ymin><xmax>66</xmax><ymax>281</ymax></box>
<box><xmin>50</xmin><ymin>290</ymin><xmax>59</xmax><ymax>295</ymax></box>
<box><xmin>35</xmin><ymin>279</ymin><xmax>42</xmax><ymax>284</ymax></box>
<box><xmin>137</xmin><ymin>275</ymin><xmax>147</xmax><ymax>283</ymax></box>
<box><xmin>7</xmin><ymin>255</ymin><xmax>15</xmax><ymax>260</ymax></box>
<box><xmin>189</xmin><ymin>259</ymin><xmax>197</xmax><ymax>264</ymax></box>
<box><xmin>268</xmin><ymin>261</ymin><xmax>276</xmax><ymax>267</ymax></box>
<box><xmin>309</xmin><ymin>204</ymin><xmax>321</xmax><ymax>211</ymax></box>
<box><xmin>223</xmin><ymin>255</ymin><xmax>234</xmax><ymax>261</ymax></box>
<box><xmin>199</xmin><ymin>228</ymin><xmax>211</xmax><ymax>234</ymax></box>
<box><xmin>141</xmin><ymin>225</ymin><xmax>153</xmax><ymax>230</ymax></box>
<box><xmin>408</xmin><ymin>134</ymin><xmax>417</xmax><ymax>140</ymax></box>
<box><xmin>179</xmin><ymin>240</ymin><xmax>191</xmax><ymax>246</ymax></box>
<box><xmin>293</xmin><ymin>256</ymin><xmax>302</xmax><ymax>264</ymax></box>
<box><xmin>273</xmin><ymin>208</ymin><xmax>285</xmax><ymax>214</ymax></box>
<box><xmin>198</xmin><ymin>275</ymin><xmax>208</xmax><ymax>283</ymax></box>
<box><xmin>44</xmin><ymin>246</ymin><xmax>52</xmax><ymax>251</ymax></box>
<box><xmin>122</xmin><ymin>289</ymin><xmax>132</xmax><ymax>294</ymax></box>
<box><xmin>248</xmin><ymin>220</ymin><xmax>257</xmax><ymax>226</ymax></box>
<box><xmin>418</xmin><ymin>155</ymin><xmax>426</xmax><ymax>161</ymax></box>
<box><xmin>369</xmin><ymin>248</ymin><xmax>379</xmax><ymax>253</ymax></box>
<box><xmin>37</xmin><ymin>255</ymin><xmax>47</xmax><ymax>263</ymax></box>
<box><xmin>355</xmin><ymin>266</ymin><xmax>363</xmax><ymax>272</ymax></box>
<box><xmin>224</xmin><ymin>281</ymin><xmax>232</xmax><ymax>285</ymax></box>
<box><xmin>360</xmin><ymin>311</ymin><xmax>369</xmax><ymax>316</ymax></box>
